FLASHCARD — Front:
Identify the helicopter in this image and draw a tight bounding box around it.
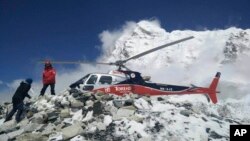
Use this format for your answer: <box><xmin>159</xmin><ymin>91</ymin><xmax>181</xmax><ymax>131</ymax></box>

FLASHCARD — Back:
<box><xmin>43</xmin><ymin>36</ymin><xmax>221</xmax><ymax>104</ymax></box>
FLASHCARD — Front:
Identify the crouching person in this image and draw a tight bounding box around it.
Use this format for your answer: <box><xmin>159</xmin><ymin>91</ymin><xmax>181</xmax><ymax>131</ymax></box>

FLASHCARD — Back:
<box><xmin>5</xmin><ymin>78</ymin><xmax>33</xmax><ymax>123</ymax></box>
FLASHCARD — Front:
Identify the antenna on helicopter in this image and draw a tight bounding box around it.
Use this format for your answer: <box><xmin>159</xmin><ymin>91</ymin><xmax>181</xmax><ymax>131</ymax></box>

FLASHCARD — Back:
<box><xmin>38</xmin><ymin>36</ymin><xmax>194</xmax><ymax>70</ymax></box>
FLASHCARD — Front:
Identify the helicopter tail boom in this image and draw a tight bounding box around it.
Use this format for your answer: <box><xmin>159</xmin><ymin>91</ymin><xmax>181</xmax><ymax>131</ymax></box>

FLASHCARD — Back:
<box><xmin>207</xmin><ymin>72</ymin><xmax>221</xmax><ymax>104</ymax></box>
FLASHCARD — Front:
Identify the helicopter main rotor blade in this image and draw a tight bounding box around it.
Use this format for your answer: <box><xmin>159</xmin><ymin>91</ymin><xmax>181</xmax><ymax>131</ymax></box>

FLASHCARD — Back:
<box><xmin>123</xmin><ymin>36</ymin><xmax>194</xmax><ymax>63</ymax></box>
<box><xmin>38</xmin><ymin>61</ymin><xmax>110</xmax><ymax>65</ymax></box>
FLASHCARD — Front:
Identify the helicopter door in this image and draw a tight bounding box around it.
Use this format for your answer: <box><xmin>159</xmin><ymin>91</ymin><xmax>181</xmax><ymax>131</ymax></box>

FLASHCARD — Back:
<box><xmin>83</xmin><ymin>74</ymin><xmax>98</xmax><ymax>90</ymax></box>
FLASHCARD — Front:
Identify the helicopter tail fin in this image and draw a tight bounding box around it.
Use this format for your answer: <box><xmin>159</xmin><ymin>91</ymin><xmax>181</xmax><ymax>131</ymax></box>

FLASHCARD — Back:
<box><xmin>208</xmin><ymin>72</ymin><xmax>221</xmax><ymax>104</ymax></box>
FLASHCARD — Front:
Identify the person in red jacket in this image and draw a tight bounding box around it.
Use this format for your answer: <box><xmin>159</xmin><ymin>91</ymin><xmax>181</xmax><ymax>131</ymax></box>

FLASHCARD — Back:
<box><xmin>40</xmin><ymin>61</ymin><xmax>56</xmax><ymax>96</ymax></box>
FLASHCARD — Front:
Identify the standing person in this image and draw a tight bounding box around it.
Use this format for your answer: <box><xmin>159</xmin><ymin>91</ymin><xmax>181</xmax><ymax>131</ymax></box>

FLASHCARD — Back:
<box><xmin>5</xmin><ymin>78</ymin><xmax>33</xmax><ymax>122</ymax></box>
<box><xmin>40</xmin><ymin>61</ymin><xmax>56</xmax><ymax>96</ymax></box>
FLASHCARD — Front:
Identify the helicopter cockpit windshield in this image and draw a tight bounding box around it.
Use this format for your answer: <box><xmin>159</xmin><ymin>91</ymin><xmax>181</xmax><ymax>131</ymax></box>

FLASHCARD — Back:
<box><xmin>69</xmin><ymin>74</ymin><xmax>90</xmax><ymax>88</ymax></box>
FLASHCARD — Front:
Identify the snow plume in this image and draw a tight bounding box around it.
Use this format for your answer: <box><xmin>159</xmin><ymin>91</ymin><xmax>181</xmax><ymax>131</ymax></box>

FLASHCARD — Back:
<box><xmin>98</xmin><ymin>20</ymin><xmax>250</xmax><ymax>102</ymax></box>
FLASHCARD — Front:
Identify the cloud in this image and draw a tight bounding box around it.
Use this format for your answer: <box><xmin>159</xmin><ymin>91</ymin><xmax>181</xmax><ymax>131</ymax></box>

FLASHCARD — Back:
<box><xmin>0</xmin><ymin>80</ymin><xmax>3</xmax><ymax>85</ymax></box>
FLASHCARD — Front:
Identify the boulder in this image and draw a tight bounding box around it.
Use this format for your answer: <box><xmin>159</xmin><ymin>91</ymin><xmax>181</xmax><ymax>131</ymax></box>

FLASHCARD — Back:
<box><xmin>23</xmin><ymin>123</ymin><xmax>44</xmax><ymax>132</ymax></box>
<box><xmin>7</xmin><ymin>129</ymin><xmax>24</xmax><ymax>139</ymax></box>
<box><xmin>60</xmin><ymin>108</ymin><xmax>70</xmax><ymax>118</ymax></box>
<box><xmin>70</xmin><ymin>135</ymin><xmax>85</xmax><ymax>141</ymax></box>
<box><xmin>62</xmin><ymin>124</ymin><xmax>84</xmax><ymax>140</ymax></box>
<box><xmin>0</xmin><ymin>134</ymin><xmax>9</xmax><ymax>141</ymax></box>
<box><xmin>180</xmin><ymin>110</ymin><xmax>192</xmax><ymax>117</ymax></box>
<box><xmin>0</xmin><ymin>120</ymin><xmax>17</xmax><ymax>133</ymax></box>
<box><xmin>70</xmin><ymin>99</ymin><xmax>84</xmax><ymax>108</ymax></box>
<box><xmin>61</xmin><ymin>97</ymin><xmax>70</xmax><ymax>107</ymax></box>
<box><xmin>113</xmin><ymin>108</ymin><xmax>135</xmax><ymax>120</ymax></box>
<box><xmin>93</xmin><ymin>101</ymin><xmax>103</xmax><ymax>116</ymax></box>
<box><xmin>31</xmin><ymin>112</ymin><xmax>47</xmax><ymax>124</ymax></box>
<box><xmin>16</xmin><ymin>133</ymin><xmax>48</xmax><ymax>141</ymax></box>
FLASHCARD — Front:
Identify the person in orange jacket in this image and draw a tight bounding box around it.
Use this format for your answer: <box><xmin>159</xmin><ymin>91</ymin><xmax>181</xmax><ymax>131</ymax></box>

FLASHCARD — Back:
<box><xmin>40</xmin><ymin>61</ymin><xmax>56</xmax><ymax>96</ymax></box>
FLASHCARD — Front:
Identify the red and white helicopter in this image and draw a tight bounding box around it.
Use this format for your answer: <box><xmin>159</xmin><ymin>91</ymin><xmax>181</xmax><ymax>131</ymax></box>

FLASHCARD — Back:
<box><xmin>47</xmin><ymin>36</ymin><xmax>221</xmax><ymax>104</ymax></box>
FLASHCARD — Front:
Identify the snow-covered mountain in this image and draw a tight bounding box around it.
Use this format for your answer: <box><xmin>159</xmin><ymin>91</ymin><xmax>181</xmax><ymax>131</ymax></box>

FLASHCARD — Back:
<box><xmin>99</xmin><ymin>20</ymin><xmax>250</xmax><ymax>100</ymax></box>
<box><xmin>1</xmin><ymin>20</ymin><xmax>250</xmax><ymax>141</ymax></box>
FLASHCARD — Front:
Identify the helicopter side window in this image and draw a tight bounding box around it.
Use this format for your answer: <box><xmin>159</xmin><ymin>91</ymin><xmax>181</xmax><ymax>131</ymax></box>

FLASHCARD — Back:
<box><xmin>99</xmin><ymin>76</ymin><xmax>112</xmax><ymax>85</ymax></box>
<box><xmin>86</xmin><ymin>75</ymin><xmax>98</xmax><ymax>84</ymax></box>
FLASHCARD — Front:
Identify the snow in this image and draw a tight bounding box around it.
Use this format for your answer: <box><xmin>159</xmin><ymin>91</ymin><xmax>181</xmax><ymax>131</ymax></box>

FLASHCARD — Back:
<box><xmin>0</xmin><ymin>119</ymin><xmax>4</xmax><ymax>126</ymax></box>
<box><xmin>104</xmin><ymin>115</ymin><xmax>112</xmax><ymax>126</ymax></box>
<box><xmin>72</xmin><ymin>109</ymin><xmax>83</xmax><ymax>122</ymax></box>
<box><xmin>82</xmin><ymin>111</ymin><xmax>93</xmax><ymax>122</ymax></box>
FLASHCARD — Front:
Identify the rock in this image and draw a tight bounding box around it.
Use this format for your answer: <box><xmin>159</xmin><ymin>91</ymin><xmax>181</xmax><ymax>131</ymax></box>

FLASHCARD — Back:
<box><xmin>70</xmin><ymin>135</ymin><xmax>85</xmax><ymax>141</ymax></box>
<box><xmin>113</xmin><ymin>100</ymin><xmax>124</xmax><ymax>108</ymax></box>
<box><xmin>77</xmin><ymin>93</ymin><xmax>92</xmax><ymax>102</ymax></box>
<box><xmin>82</xmin><ymin>111</ymin><xmax>93</xmax><ymax>122</ymax></box>
<box><xmin>202</xmin><ymin>117</ymin><xmax>208</xmax><ymax>122</ymax></box>
<box><xmin>47</xmin><ymin>111</ymin><xmax>60</xmax><ymax>122</ymax></box>
<box><xmin>7</xmin><ymin>129</ymin><xmax>24</xmax><ymax>139</ymax></box>
<box><xmin>209</xmin><ymin>131</ymin><xmax>224</xmax><ymax>139</ymax></box>
<box><xmin>48</xmin><ymin>132</ymin><xmax>63</xmax><ymax>141</ymax></box>
<box><xmin>101</xmin><ymin>94</ymin><xmax>114</xmax><ymax>101</ymax></box>
<box><xmin>0</xmin><ymin>120</ymin><xmax>17</xmax><ymax>133</ymax></box>
<box><xmin>210</xmin><ymin>114</ymin><xmax>223</xmax><ymax>120</ymax></box>
<box><xmin>153</xmin><ymin>122</ymin><xmax>164</xmax><ymax>132</ymax></box>
<box><xmin>94</xmin><ymin>91</ymin><xmax>105</xmax><ymax>101</ymax></box>
<box><xmin>127</xmin><ymin>115</ymin><xmax>144</xmax><ymax>122</ymax></box>
<box><xmin>104</xmin><ymin>105</ymin><xmax>117</xmax><ymax>116</ymax></box>
<box><xmin>113</xmin><ymin>108</ymin><xmax>135</xmax><ymax>120</ymax></box>
<box><xmin>182</xmin><ymin>103</ymin><xmax>193</xmax><ymax>110</ymax></box>
<box><xmin>134</xmin><ymin>98</ymin><xmax>152</xmax><ymax>109</ymax></box>
<box><xmin>206</xmin><ymin>128</ymin><xmax>210</xmax><ymax>133</ymax></box>
<box><xmin>31</xmin><ymin>112</ymin><xmax>47</xmax><ymax>124</ymax></box>
<box><xmin>62</xmin><ymin>124</ymin><xmax>84</xmax><ymax>140</ymax></box>
<box><xmin>17</xmin><ymin>118</ymin><xmax>29</xmax><ymax>128</ymax></box>
<box><xmin>0</xmin><ymin>134</ymin><xmax>9</xmax><ymax>141</ymax></box>
<box><xmin>41</xmin><ymin>123</ymin><xmax>57</xmax><ymax>135</ymax></box>
<box><xmin>122</xmin><ymin>105</ymin><xmax>137</xmax><ymax>110</ymax></box>
<box><xmin>85</xmin><ymin>100</ymin><xmax>94</xmax><ymax>107</ymax></box>
<box><xmin>23</xmin><ymin>123</ymin><xmax>44</xmax><ymax>132</ymax></box>
<box><xmin>124</xmin><ymin>99</ymin><xmax>133</xmax><ymax>106</ymax></box>
<box><xmin>70</xmin><ymin>99</ymin><xmax>84</xmax><ymax>108</ymax></box>
<box><xmin>96</xmin><ymin>122</ymin><xmax>106</xmax><ymax>131</ymax></box>
<box><xmin>180</xmin><ymin>110</ymin><xmax>192</xmax><ymax>117</ymax></box>
<box><xmin>157</xmin><ymin>97</ymin><xmax>164</xmax><ymax>101</ymax></box>
<box><xmin>72</xmin><ymin>91</ymin><xmax>83</xmax><ymax>98</ymax></box>
<box><xmin>61</xmin><ymin>97</ymin><xmax>70</xmax><ymax>107</ymax></box>
<box><xmin>16</xmin><ymin>133</ymin><xmax>48</xmax><ymax>141</ymax></box>
<box><xmin>60</xmin><ymin>108</ymin><xmax>70</xmax><ymax>118</ymax></box>
<box><xmin>26</xmin><ymin>111</ymin><xmax>34</xmax><ymax>118</ymax></box>
<box><xmin>93</xmin><ymin>101</ymin><xmax>103</xmax><ymax>116</ymax></box>
<box><xmin>138</xmin><ymin>137</ymin><xmax>152</xmax><ymax>141</ymax></box>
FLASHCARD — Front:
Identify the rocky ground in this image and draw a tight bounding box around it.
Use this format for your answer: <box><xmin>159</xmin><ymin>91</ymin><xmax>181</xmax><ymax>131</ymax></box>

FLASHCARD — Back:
<box><xmin>0</xmin><ymin>89</ymin><xmax>249</xmax><ymax>141</ymax></box>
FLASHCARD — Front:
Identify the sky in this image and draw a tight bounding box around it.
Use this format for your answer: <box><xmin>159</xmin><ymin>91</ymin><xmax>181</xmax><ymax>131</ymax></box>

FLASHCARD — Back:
<box><xmin>0</xmin><ymin>0</ymin><xmax>250</xmax><ymax>96</ymax></box>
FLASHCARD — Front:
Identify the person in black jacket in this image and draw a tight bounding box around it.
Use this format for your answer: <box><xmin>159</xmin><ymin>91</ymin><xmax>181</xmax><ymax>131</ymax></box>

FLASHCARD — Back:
<box><xmin>5</xmin><ymin>78</ymin><xmax>33</xmax><ymax>122</ymax></box>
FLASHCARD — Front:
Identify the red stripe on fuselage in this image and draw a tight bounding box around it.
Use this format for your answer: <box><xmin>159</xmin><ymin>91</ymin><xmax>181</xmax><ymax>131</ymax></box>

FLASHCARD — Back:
<box><xmin>93</xmin><ymin>84</ymin><xmax>210</xmax><ymax>96</ymax></box>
